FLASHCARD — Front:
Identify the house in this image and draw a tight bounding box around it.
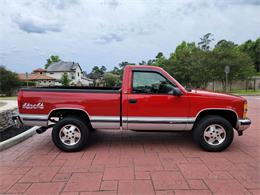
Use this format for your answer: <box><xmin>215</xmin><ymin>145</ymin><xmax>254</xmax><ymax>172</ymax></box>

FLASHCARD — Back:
<box><xmin>46</xmin><ymin>61</ymin><xmax>93</xmax><ymax>86</ymax></box>
<box><xmin>18</xmin><ymin>68</ymin><xmax>56</xmax><ymax>86</ymax></box>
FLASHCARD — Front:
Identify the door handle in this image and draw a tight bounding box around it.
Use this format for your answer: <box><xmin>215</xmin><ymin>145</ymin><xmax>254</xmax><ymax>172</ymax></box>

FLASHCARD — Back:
<box><xmin>128</xmin><ymin>99</ymin><xmax>138</xmax><ymax>104</ymax></box>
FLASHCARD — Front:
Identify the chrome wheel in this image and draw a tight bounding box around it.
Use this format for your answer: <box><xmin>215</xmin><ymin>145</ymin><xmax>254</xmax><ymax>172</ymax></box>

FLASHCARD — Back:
<box><xmin>59</xmin><ymin>124</ymin><xmax>81</xmax><ymax>146</ymax></box>
<box><xmin>203</xmin><ymin>124</ymin><xmax>226</xmax><ymax>146</ymax></box>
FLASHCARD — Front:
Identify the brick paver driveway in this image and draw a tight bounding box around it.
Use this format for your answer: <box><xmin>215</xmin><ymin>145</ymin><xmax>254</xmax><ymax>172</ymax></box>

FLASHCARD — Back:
<box><xmin>0</xmin><ymin>97</ymin><xmax>259</xmax><ymax>194</ymax></box>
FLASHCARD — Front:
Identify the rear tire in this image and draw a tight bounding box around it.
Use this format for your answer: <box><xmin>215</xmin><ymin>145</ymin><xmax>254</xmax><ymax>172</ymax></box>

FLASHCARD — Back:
<box><xmin>193</xmin><ymin>115</ymin><xmax>234</xmax><ymax>152</ymax></box>
<box><xmin>52</xmin><ymin>116</ymin><xmax>89</xmax><ymax>152</ymax></box>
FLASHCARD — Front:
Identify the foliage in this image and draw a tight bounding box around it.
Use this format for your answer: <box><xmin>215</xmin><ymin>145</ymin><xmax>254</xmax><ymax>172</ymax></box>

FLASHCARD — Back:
<box><xmin>230</xmin><ymin>89</ymin><xmax>260</xmax><ymax>95</ymax></box>
<box><xmin>39</xmin><ymin>35</ymin><xmax>258</xmax><ymax>91</ymax></box>
<box><xmin>198</xmin><ymin>33</ymin><xmax>214</xmax><ymax>51</ymax></box>
<box><xmin>20</xmin><ymin>81</ymin><xmax>36</xmax><ymax>87</ymax></box>
<box><xmin>239</xmin><ymin>37</ymin><xmax>260</xmax><ymax>72</ymax></box>
<box><xmin>137</xmin><ymin>34</ymin><xmax>257</xmax><ymax>90</ymax></box>
<box><xmin>103</xmin><ymin>73</ymin><xmax>120</xmax><ymax>87</ymax></box>
<box><xmin>0</xmin><ymin>66</ymin><xmax>21</xmax><ymax>96</ymax></box>
<box><xmin>88</xmin><ymin>66</ymin><xmax>107</xmax><ymax>86</ymax></box>
<box><xmin>212</xmin><ymin>40</ymin><xmax>255</xmax><ymax>90</ymax></box>
<box><xmin>60</xmin><ymin>72</ymin><xmax>70</xmax><ymax>86</ymax></box>
<box><xmin>45</xmin><ymin>55</ymin><xmax>61</xmax><ymax>69</ymax></box>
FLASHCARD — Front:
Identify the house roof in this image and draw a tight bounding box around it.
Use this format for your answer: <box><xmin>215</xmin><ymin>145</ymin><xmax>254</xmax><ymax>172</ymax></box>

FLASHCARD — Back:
<box><xmin>46</xmin><ymin>61</ymin><xmax>82</xmax><ymax>72</ymax></box>
<box><xmin>33</xmin><ymin>68</ymin><xmax>46</xmax><ymax>72</ymax></box>
<box><xmin>18</xmin><ymin>73</ymin><xmax>56</xmax><ymax>81</ymax></box>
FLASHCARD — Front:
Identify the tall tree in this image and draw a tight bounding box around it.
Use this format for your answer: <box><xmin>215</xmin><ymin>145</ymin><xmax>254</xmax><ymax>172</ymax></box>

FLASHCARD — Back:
<box><xmin>0</xmin><ymin>66</ymin><xmax>20</xmax><ymax>95</ymax></box>
<box><xmin>88</xmin><ymin>66</ymin><xmax>106</xmax><ymax>86</ymax></box>
<box><xmin>153</xmin><ymin>52</ymin><xmax>170</xmax><ymax>71</ymax></box>
<box><xmin>103</xmin><ymin>73</ymin><xmax>120</xmax><ymax>87</ymax></box>
<box><xmin>100</xmin><ymin>66</ymin><xmax>107</xmax><ymax>73</ymax></box>
<box><xmin>239</xmin><ymin>38</ymin><xmax>260</xmax><ymax>72</ymax></box>
<box><xmin>168</xmin><ymin>41</ymin><xmax>205</xmax><ymax>87</ymax></box>
<box><xmin>198</xmin><ymin>33</ymin><xmax>214</xmax><ymax>51</ymax></box>
<box><xmin>45</xmin><ymin>55</ymin><xmax>61</xmax><ymax>69</ymax></box>
<box><xmin>139</xmin><ymin>60</ymin><xmax>146</xmax><ymax>65</ymax></box>
<box><xmin>60</xmin><ymin>72</ymin><xmax>70</xmax><ymax>86</ymax></box>
<box><xmin>212</xmin><ymin>40</ymin><xmax>255</xmax><ymax>90</ymax></box>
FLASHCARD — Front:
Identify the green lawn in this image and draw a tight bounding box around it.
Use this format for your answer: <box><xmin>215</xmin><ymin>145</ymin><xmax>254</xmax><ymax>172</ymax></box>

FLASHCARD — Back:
<box><xmin>0</xmin><ymin>96</ymin><xmax>17</xmax><ymax>100</ymax></box>
<box><xmin>230</xmin><ymin>89</ymin><xmax>260</xmax><ymax>95</ymax></box>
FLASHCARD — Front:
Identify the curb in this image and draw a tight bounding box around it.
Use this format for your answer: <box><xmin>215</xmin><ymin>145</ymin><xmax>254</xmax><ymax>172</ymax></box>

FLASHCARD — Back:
<box><xmin>0</xmin><ymin>126</ymin><xmax>39</xmax><ymax>151</ymax></box>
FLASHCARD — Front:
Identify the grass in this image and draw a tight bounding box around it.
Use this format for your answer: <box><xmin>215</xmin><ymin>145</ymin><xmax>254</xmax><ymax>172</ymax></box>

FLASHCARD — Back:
<box><xmin>0</xmin><ymin>96</ymin><xmax>17</xmax><ymax>100</ymax></box>
<box><xmin>230</xmin><ymin>89</ymin><xmax>260</xmax><ymax>95</ymax></box>
<box><xmin>0</xmin><ymin>102</ymin><xmax>7</xmax><ymax>107</ymax></box>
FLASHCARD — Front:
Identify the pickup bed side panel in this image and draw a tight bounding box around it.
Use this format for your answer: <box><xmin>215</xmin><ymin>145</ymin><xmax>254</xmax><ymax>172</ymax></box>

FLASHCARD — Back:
<box><xmin>19</xmin><ymin>90</ymin><xmax>121</xmax><ymax>129</ymax></box>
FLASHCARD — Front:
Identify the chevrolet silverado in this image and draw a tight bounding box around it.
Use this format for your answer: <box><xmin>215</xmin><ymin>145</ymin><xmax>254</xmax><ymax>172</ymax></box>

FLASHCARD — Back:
<box><xmin>15</xmin><ymin>65</ymin><xmax>251</xmax><ymax>152</ymax></box>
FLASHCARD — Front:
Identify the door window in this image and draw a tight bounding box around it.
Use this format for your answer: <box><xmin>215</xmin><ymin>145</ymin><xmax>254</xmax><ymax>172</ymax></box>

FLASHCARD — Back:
<box><xmin>132</xmin><ymin>71</ymin><xmax>176</xmax><ymax>94</ymax></box>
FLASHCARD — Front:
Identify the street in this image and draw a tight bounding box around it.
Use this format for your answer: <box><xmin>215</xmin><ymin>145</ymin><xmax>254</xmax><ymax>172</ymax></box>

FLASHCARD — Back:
<box><xmin>0</xmin><ymin>96</ymin><xmax>259</xmax><ymax>194</ymax></box>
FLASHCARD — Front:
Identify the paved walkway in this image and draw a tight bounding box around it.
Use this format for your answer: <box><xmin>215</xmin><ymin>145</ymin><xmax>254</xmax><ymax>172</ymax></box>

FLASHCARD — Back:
<box><xmin>0</xmin><ymin>97</ymin><xmax>259</xmax><ymax>194</ymax></box>
<box><xmin>0</xmin><ymin>100</ymin><xmax>17</xmax><ymax>111</ymax></box>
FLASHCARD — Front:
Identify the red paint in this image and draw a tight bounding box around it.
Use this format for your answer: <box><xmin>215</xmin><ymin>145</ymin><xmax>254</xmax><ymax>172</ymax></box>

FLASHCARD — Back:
<box><xmin>18</xmin><ymin>65</ymin><xmax>246</xmax><ymax>119</ymax></box>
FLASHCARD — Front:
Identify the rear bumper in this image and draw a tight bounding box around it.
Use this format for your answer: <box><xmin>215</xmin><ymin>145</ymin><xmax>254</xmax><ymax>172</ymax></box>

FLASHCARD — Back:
<box><xmin>236</xmin><ymin>118</ymin><xmax>251</xmax><ymax>131</ymax></box>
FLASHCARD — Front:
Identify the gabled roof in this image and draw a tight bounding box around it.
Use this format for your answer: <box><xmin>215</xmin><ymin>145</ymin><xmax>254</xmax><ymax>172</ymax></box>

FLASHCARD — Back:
<box><xmin>46</xmin><ymin>61</ymin><xmax>81</xmax><ymax>72</ymax></box>
<box><xmin>18</xmin><ymin>73</ymin><xmax>56</xmax><ymax>81</ymax></box>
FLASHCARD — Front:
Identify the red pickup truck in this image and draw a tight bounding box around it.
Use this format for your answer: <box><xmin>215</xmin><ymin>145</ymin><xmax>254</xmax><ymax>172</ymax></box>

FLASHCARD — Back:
<box><xmin>16</xmin><ymin>65</ymin><xmax>251</xmax><ymax>152</ymax></box>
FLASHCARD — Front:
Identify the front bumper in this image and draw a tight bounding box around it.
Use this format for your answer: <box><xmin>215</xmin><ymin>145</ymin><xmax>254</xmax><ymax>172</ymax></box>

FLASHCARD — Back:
<box><xmin>237</xmin><ymin>118</ymin><xmax>251</xmax><ymax>131</ymax></box>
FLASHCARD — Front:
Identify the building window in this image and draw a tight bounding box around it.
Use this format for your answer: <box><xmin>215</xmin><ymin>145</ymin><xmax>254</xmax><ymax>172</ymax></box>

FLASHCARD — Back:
<box><xmin>78</xmin><ymin>72</ymin><xmax>80</xmax><ymax>77</ymax></box>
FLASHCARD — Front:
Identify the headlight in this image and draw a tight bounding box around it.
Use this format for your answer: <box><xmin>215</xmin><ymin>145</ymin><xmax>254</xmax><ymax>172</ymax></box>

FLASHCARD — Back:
<box><xmin>243</xmin><ymin>102</ymin><xmax>248</xmax><ymax>118</ymax></box>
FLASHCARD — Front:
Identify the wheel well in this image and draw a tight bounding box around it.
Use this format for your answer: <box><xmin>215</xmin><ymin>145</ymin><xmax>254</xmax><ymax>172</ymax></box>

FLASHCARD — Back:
<box><xmin>195</xmin><ymin>109</ymin><xmax>238</xmax><ymax>129</ymax></box>
<box><xmin>48</xmin><ymin>109</ymin><xmax>92</xmax><ymax>128</ymax></box>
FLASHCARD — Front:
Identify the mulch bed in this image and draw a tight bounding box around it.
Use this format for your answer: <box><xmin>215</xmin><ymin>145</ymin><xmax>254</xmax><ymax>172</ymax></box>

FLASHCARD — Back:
<box><xmin>0</xmin><ymin>126</ymin><xmax>32</xmax><ymax>142</ymax></box>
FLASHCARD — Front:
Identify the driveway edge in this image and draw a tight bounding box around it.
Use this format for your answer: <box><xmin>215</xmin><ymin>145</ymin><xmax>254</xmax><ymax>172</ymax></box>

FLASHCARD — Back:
<box><xmin>0</xmin><ymin>126</ymin><xmax>39</xmax><ymax>151</ymax></box>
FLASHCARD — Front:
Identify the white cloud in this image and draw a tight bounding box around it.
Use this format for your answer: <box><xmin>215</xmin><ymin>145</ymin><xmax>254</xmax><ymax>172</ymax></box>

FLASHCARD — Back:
<box><xmin>12</xmin><ymin>14</ymin><xmax>62</xmax><ymax>33</ymax></box>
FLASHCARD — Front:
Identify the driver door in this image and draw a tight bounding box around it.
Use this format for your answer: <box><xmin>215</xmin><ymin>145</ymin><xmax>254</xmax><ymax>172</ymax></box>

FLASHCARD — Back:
<box><xmin>126</xmin><ymin>70</ymin><xmax>190</xmax><ymax>131</ymax></box>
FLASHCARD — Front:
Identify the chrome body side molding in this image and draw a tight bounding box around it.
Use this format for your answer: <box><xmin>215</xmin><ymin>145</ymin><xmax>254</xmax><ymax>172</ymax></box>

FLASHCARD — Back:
<box><xmin>90</xmin><ymin>116</ymin><xmax>120</xmax><ymax>129</ymax></box>
<box><xmin>90</xmin><ymin>116</ymin><xmax>195</xmax><ymax>131</ymax></box>
<box><xmin>19</xmin><ymin>114</ymin><xmax>49</xmax><ymax>126</ymax></box>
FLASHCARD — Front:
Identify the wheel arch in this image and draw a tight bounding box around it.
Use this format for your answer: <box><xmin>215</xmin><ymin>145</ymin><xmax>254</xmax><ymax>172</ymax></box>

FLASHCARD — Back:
<box><xmin>48</xmin><ymin>108</ymin><xmax>92</xmax><ymax>128</ymax></box>
<box><xmin>194</xmin><ymin>108</ymin><xmax>238</xmax><ymax>129</ymax></box>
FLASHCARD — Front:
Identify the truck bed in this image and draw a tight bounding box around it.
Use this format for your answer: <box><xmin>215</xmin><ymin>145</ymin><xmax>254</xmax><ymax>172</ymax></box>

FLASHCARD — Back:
<box><xmin>18</xmin><ymin>86</ymin><xmax>122</xmax><ymax>128</ymax></box>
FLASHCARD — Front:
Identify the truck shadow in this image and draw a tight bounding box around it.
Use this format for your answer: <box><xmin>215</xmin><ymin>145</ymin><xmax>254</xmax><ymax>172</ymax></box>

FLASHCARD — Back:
<box><xmin>85</xmin><ymin>129</ymin><xmax>197</xmax><ymax>152</ymax></box>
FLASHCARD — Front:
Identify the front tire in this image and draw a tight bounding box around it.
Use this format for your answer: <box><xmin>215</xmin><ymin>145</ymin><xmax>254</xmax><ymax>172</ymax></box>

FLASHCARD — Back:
<box><xmin>193</xmin><ymin>115</ymin><xmax>234</xmax><ymax>152</ymax></box>
<box><xmin>52</xmin><ymin>117</ymin><xmax>89</xmax><ymax>152</ymax></box>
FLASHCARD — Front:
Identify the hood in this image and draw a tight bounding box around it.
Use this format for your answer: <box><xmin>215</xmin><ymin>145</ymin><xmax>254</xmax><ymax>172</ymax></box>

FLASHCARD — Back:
<box><xmin>190</xmin><ymin>89</ymin><xmax>245</xmax><ymax>101</ymax></box>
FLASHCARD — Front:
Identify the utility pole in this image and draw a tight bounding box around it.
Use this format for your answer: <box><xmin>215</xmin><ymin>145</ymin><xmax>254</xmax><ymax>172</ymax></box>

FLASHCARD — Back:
<box><xmin>224</xmin><ymin>66</ymin><xmax>230</xmax><ymax>92</ymax></box>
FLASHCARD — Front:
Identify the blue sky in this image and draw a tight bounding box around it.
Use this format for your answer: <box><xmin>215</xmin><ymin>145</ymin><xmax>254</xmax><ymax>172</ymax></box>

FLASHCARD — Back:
<box><xmin>0</xmin><ymin>0</ymin><xmax>260</xmax><ymax>73</ymax></box>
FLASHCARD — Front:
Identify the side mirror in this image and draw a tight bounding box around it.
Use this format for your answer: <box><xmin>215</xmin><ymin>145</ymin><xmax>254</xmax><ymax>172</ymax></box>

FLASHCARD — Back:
<box><xmin>172</xmin><ymin>87</ymin><xmax>183</xmax><ymax>96</ymax></box>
